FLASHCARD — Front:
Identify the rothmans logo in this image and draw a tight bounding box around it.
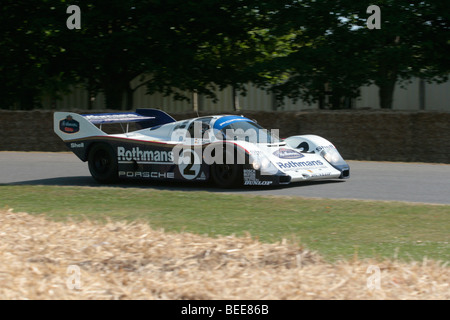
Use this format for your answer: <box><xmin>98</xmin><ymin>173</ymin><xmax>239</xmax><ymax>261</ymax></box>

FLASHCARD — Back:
<box><xmin>117</xmin><ymin>147</ymin><xmax>173</xmax><ymax>163</ymax></box>
<box><xmin>60</xmin><ymin>115</ymin><xmax>80</xmax><ymax>134</ymax></box>
<box><xmin>277</xmin><ymin>160</ymin><xmax>324</xmax><ymax>169</ymax></box>
<box><xmin>273</xmin><ymin>148</ymin><xmax>304</xmax><ymax>159</ymax></box>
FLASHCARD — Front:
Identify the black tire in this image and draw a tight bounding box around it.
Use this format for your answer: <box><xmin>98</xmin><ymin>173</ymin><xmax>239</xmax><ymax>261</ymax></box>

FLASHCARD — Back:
<box><xmin>210</xmin><ymin>148</ymin><xmax>243</xmax><ymax>188</ymax></box>
<box><xmin>88</xmin><ymin>143</ymin><xmax>118</xmax><ymax>184</ymax></box>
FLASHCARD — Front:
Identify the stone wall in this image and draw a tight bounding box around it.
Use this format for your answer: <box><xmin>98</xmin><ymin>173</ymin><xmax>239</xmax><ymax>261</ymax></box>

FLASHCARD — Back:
<box><xmin>1</xmin><ymin>110</ymin><xmax>449</xmax><ymax>163</ymax></box>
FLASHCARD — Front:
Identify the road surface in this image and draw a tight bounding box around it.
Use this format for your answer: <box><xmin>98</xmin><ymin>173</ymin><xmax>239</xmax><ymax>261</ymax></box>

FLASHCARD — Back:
<box><xmin>1</xmin><ymin>152</ymin><xmax>449</xmax><ymax>205</ymax></box>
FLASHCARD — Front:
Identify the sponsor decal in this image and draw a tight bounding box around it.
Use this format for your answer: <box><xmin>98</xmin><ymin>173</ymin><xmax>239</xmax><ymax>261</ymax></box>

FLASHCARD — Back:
<box><xmin>117</xmin><ymin>146</ymin><xmax>173</xmax><ymax>163</ymax></box>
<box><xmin>277</xmin><ymin>160</ymin><xmax>325</xmax><ymax>170</ymax></box>
<box><xmin>311</xmin><ymin>172</ymin><xmax>332</xmax><ymax>177</ymax></box>
<box><xmin>60</xmin><ymin>115</ymin><xmax>80</xmax><ymax>134</ymax></box>
<box><xmin>244</xmin><ymin>169</ymin><xmax>256</xmax><ymax>180</ymax></box>
<box><xmin>273</xmin><ymin>148</ymin><xmax>304</xmax><ymax>159</ymax></box>
<box><xmin>243</xmin><ymin>169</ymin><xmax>273</xmax><ymax>186</ymax></box>
<box><xmin>119</xmin><ymin>171</ymin><xmax>175</xmax><ymax>179</ymax></box>
<box><xmin>197</xmin><ymin>172</ymin><xmax>207</xmax><ymax>181</ymax></box>
<box><xmin>84</xmin><ymin>113</ymin><xmax>148</xmax><ymax>123</ymax></box>
<box><xmin>244</xmin><ymin>180</ymin><xmax>272</xmax><ymax>186</ymax></box>
<box><xmin>306</xmin><ymin>169</ymin><xmax>332</xmax><ymax>177</ymax></box>
<box><xmin>316</xmin><ymin>144</ymin><xmax>335</xmax><ymax>152</ymax></box>
<box><xmin>249</xmin><ymin>150</ymin><xmax>263</xmax><ymax>156</ymax></box>
<box><xmin>70</xmin><ymin>142</ymin><xmax>85</xmax><ymax>149</ymax></box>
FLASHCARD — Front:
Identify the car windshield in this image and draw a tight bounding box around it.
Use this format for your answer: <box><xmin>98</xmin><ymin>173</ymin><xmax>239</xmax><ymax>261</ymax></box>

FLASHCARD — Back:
<box><xmin>220</xmin><ymin>121</ymin><xmax>280</xmax><ymax>144</ymax></box>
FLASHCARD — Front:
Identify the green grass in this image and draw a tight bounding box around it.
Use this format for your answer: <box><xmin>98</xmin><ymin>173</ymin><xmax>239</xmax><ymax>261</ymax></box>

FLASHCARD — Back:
<box><xmin>1</xmin><ymin>185</ymin><xmax>449</xmax><ymax>263</ymax></box>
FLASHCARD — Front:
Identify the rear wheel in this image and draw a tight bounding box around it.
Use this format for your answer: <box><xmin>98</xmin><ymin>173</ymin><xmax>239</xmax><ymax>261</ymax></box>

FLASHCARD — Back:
<box><xmin>88</xmin><ymin>143</ymin><xmax>118</xmax><ymax>183</ymax></box>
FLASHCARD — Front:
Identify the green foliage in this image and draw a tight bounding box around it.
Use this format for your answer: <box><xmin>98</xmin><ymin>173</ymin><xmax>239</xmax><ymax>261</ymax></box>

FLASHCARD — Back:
<box><xmin>0</xmin><ymin>1</ymin><xmax>448</xmax><ymax>110</ymax></box>
<box><xmin>266</xmin><ymin>0</ymin><xmax>450</xmax><ymax>109</ymax></box>
<box><xmin>0</xmin><ymin>1</ymin><xmax>74</xmax><ymax>109</ymax></box>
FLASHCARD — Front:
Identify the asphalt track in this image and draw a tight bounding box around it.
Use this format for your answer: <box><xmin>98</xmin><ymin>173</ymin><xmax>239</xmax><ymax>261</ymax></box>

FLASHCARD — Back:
<box><xmin>0</xmin><ymin>152</ymin><xmax>449</xmax><ymax>205</ymax></box>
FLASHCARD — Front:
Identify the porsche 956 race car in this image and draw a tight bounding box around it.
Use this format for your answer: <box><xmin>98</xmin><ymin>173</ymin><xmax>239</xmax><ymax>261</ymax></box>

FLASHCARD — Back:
<box><xmin>54</xmin><ymin>109</ymin><xmax>350</xmax><ymax>188</ymax></box>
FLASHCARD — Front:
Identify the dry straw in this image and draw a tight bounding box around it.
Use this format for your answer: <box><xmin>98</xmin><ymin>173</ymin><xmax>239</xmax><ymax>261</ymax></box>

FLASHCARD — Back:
<box><xmin>0</xmin><ymin>209</ymin><xmax>448</xmax><ymax>300</ymax></box>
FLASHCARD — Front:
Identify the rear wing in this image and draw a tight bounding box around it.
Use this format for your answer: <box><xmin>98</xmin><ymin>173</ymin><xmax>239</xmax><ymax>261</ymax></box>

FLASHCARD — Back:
<box><xmin>54</xmin><ymin>109</ymin><xmax>176</xmax><ymax>141</ymax></box>
<box><xmin>82</xmin><ymin>112</ymin><xmax>155</xmax><ymax>125</ymax></box>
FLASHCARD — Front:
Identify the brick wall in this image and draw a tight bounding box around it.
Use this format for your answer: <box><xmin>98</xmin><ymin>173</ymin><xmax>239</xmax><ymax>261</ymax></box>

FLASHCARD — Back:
<box><xmin>1</xmin><ymin>110</ymin><xmax>449</xmax><ymax>163</ymax></box>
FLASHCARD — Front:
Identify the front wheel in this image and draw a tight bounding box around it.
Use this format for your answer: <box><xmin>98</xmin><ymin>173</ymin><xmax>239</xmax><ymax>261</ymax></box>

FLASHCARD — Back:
<box><xmin>210</xmin><ymin>163</ymin><xmax>242</xmax><ymax>188</ymax></box>
<box><xmin>88</xmin><ymin>143</ymin><xmax>118</xmax><ymax>184</ymax></box>
<box><xmin>210</xmin><ymin>148</ymin><xmax>243</xmax><ymax>188</ymax></box>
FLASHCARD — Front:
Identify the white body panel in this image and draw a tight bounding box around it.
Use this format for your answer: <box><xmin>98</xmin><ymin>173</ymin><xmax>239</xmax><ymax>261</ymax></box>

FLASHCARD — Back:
<box><xmin>240</xmin><ymin>141</ymin><xmax>342</xmax><ymax>182</ymax></box>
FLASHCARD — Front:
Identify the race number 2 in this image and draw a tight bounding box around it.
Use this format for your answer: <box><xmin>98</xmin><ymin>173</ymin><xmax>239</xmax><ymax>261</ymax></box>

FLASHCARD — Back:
<box><xmin>178</xmin><ymin>148</ymin><xmax>201</xmax><ymax>180</ymax></box>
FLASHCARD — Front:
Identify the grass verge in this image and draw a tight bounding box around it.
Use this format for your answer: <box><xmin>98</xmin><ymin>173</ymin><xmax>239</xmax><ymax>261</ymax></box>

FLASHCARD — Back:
<box><xmin>1</xmin><ymin>185</ymin><xmax>449</xmax><ymax>263</ymax></box>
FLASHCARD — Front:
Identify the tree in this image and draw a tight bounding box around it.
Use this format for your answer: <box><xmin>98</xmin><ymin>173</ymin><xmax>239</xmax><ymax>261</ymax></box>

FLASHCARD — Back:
<box><xmin>251</xmin><ymin>0</ymin><xmax>372</xmax><ymax>109</ymax></box>
<box><xmin>58</xmin><ymin>0</ymin><xmax>291</xmax><ymax>109</ymax></box>
<box><xmin>133</xmin><ymin>1</ymin><xmax>292</xmax><ymax>107</ymax></box>
<box><xmin>342</xmin><ymin>0</ymin><xmax>449</xmax><ymax>109</ymax></box>
<box><xmin>266</xmin><ymin>0</ymin><xmax>450</xmax><ymax>109</ymax></box>
<box><xmin>3</xmin><ymin>1</ymin><xmax>447</xmax><ymax>110</ymax></box>
<box><xmin>0</xmin><ymin>1</ymin><xmax>75</xmax><ymax>109</ymax></box>
<box><xmin>1</xmin><ymin>0</ymin><xmax>288</xmax><ymax>110</ymax></box>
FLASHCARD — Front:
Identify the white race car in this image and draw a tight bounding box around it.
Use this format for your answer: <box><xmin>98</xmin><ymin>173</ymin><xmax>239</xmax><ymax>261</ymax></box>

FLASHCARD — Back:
<box><xmin>54</xmin><ymin>109</ymin><xmax>350</xmax><ymax>187</ymax></box>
